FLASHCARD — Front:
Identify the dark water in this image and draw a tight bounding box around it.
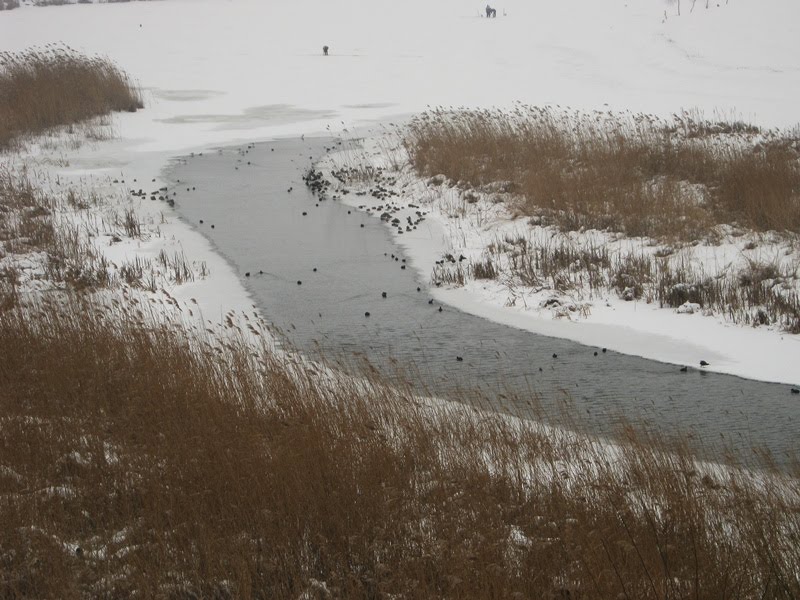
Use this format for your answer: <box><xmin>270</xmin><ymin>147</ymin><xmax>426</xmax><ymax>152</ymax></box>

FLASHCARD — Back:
<box><xmin>166</xmin><ymin>137</ymin><xmax>799</xmax><ymax>466</ymax></box>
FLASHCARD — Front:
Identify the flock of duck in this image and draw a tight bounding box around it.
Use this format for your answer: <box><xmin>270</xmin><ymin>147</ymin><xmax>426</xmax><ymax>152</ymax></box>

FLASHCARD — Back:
<box><xmin>162</xmin><ymin>141</ymin><xmax>800</xmax><ymax>394</ymax></box>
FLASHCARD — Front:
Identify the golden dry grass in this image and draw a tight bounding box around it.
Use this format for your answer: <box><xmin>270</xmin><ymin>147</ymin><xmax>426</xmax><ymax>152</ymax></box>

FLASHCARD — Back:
<box><xmin>0</xmin><ymin>44</ymin><xmax>143</xmax><ymax>150</ymax></box>
<box><xmin>0</xmin><ymin>295</ymin><xmax>798</xmax><ymax>598</ymax></box>
<box><xmin>404</xmin><ymin>106</ymin><xmax>800</xmax><ymax>240</ymax></box>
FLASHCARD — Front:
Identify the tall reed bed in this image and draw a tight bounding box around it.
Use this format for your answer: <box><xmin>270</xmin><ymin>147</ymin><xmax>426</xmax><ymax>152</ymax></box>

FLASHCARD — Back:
<box><xmin>0</xmin><ymin>295</ymin><xmax>798</xmax><ymax>598</ymax></box>
<box><xmin>0</xmin><ymin>44</ymin><xmax>142</xmax><ymax>150</ymax></box>
<box><xmin>404</xmin><ymin>106</ymin><xmax>800</xmax><ymax>240</ymax></box>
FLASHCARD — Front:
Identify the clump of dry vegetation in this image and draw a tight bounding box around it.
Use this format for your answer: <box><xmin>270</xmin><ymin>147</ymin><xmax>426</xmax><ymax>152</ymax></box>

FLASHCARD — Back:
<box><xmin>401</xmin><ymin>106</ymin><xmax>800</xmax><ymax>331</ymax></box>
<box><xmin>0</xmin><ymin>44</ymin><xmax>143</xmax><ymax>150</ymax></box>
<box><xmin>0</xmin><ymin>168</ymin><xmax>113</xmax><ymax>297</ymax></box>
<box><xmin>0</xmin><ymin>0</ymin><xmax>21</xmax><ymax>11</ymax></box>
<box><xmin>442</xmin><ymin>235</ymin><xmax>800</xmax><ymax>333</ymax></box>
<box><xmin>405</xmin><ymin>105</ymin><xmax>800</xmax><ymax>240</ymax></box>
<box><xmin>1</xmin><ymin>296</ymin><xmax>799</xmax><ymax>598</ymax></box>
<box><xmin>426</xmin><ymin>231</ymin><xmax>800</xmax><ymax>331</ymax></box>
<box><xmin>0</xmin><ymin>167</ymin><xmax>204</xmax><ymax>306</ymax></box>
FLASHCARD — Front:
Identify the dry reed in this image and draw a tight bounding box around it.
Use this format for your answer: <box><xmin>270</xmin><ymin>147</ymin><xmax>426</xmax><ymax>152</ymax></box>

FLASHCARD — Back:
<box><xmin>458</xmin><ymin>234</ymin><xmax>800</xmax><ymax>333</ymax></box>
<box><xmin>0</xmin><ymin>44</ymin><xmax>143</xmax><ymax>150</ymax></box>
<box><xmin>0</xmin><ymin>294</ymin><xmax>798</xmax><ymax>598</ymax></box>
<box><xmin>404</xmin><ymin>106</ymin><xmax>800</xmax><ymax>239</ymax></box>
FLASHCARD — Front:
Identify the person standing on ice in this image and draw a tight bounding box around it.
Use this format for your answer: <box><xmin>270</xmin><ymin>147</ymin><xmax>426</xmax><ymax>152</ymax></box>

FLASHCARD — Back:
<box><xmin>323</xmin><ymin>45</ymin><xmax>329</xmax><ymax>56</ymax></box>
<box><xmin>485</xmin><ymin>4</ymin><xmax>497</xmax><ymax>17</ymax></box>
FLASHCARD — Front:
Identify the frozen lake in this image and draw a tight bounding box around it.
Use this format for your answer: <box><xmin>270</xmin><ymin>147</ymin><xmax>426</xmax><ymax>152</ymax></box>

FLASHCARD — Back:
<box><xmin>168</xmin><ymin>137</ymin><xmax>799</xmax><ymax>466</ymax></box>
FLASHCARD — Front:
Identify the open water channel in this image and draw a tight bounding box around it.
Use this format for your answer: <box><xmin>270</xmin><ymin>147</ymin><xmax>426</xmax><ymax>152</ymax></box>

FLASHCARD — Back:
<box><xmin>167</xmin><ymin>137</ymin><xmax>799</xmax><ymax>466</ymax></box>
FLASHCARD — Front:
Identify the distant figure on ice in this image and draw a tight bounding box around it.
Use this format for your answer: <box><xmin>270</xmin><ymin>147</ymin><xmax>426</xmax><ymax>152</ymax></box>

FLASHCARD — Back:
<box><xmin>485</xmin><ymin>4</ymin><xmax>497</xmax><ymax>17</ymax></box>
<box><xmin>323</xmin><ymin>45</ymin><xmax>329</xmax><ymax>56</ymax></box>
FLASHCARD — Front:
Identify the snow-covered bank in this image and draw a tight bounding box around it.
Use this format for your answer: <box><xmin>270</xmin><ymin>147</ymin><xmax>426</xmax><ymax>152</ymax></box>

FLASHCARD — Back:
<box><xmin>2</xmin><ymin>143</ymin><xmax>257</xmax><ymax>331</ymax></box>
<box><xmin>316</xmin><ymin>134</ymin><xmax>800</xmax><ymax>386</ymax></box>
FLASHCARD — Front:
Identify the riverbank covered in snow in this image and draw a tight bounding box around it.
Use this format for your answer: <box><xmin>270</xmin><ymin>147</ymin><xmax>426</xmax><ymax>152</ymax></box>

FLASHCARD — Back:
<box><xmin>314</xmin><ymin>129</ymin><xmax>800</xmax><ymax>386</ymax></box>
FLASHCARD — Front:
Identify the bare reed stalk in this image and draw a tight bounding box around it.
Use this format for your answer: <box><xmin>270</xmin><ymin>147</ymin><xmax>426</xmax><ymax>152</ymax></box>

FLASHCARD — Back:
<box><xmin>0</xmin><ymin>44</ymin><xmax>143</xmax><ymax>150</ymax></box>
<box><xmin>1</xmin><ymin>168</ymin><xmax>203</xmax><ymax>293</ymax></box>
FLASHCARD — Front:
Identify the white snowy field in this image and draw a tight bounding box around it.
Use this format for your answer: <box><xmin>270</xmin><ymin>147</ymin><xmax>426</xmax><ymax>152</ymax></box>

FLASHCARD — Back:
<box><xmin>2</xmin><ymin>0</ymin><xmax>799</xmax><ymax>383</ymax></box>
<box><xmin>4</xmin><ymin>0</ymin><xmax>800</xmax><ymax>149</ymax></box>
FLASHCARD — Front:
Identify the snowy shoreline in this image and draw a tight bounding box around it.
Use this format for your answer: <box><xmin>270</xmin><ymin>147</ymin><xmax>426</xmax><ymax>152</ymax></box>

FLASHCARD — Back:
<box><xmin>3</xmin><ymin>118</ymin><xmax>797</xmax><ymax>388</ymax></box>
<box><xmin>316</xmin><ymin>134</ymin><xmax>800</xmax><ymax>386</ymax></box>
<box><xmin>5</xmin><ymin>123</ymin><xmax>797</xmax><ymax>388</ymax></box>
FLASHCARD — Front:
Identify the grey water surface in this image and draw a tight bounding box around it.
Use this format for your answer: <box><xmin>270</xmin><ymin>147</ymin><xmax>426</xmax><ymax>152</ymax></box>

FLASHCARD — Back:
<box><xmin>166</xmin><ymin>137</ymin><xmax>799</xmax><ymax>466</ymax></box>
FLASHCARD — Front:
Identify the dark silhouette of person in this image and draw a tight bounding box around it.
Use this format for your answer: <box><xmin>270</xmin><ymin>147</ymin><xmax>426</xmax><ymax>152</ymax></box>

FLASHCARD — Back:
<box><xmin>323</xmin><ymin>45</ymin><xmax>329</xmax><ymax>56</ymax></box>
<box><xmin>485</xmin><ymin>4</ymin><xmax>497</xmax><ymax>17</ymax></box>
